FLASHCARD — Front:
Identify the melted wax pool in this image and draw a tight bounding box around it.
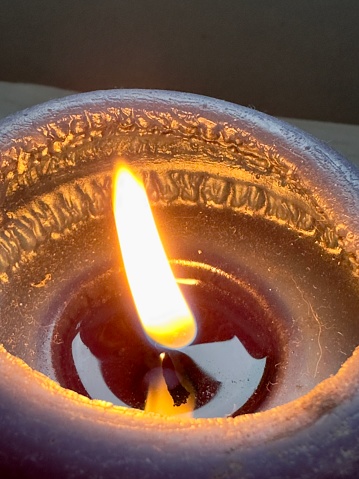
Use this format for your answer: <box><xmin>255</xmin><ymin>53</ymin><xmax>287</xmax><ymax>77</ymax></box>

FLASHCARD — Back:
<box><xmin>72</xmin><ymin>331</ymin><xmax>266</xmax><ymax>418</ymax></box>
<box><xmin>52</xmin><ymin>263</ymin><xmax>281</xmax><ymax>418</ymax></box>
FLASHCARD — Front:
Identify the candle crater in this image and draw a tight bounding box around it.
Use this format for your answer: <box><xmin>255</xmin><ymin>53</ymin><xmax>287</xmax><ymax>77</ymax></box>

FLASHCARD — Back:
<box><xmin>50</xmin><ymin>260</ymin><xmax>281</xmax><ymax>418</ymax></box>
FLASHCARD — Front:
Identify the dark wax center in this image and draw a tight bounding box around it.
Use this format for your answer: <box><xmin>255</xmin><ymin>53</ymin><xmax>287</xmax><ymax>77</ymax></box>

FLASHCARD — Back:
<box><xmin>51</xmin><ymin>261</ymin><xmax>282</xmax><ymax>418</ymax></box>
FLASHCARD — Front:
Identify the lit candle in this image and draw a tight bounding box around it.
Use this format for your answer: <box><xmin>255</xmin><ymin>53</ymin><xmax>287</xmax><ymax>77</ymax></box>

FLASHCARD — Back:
<box><xmin>0</xmin><ymin>90</ymin><xmax>358</xmax><ymax>477</ymax></box>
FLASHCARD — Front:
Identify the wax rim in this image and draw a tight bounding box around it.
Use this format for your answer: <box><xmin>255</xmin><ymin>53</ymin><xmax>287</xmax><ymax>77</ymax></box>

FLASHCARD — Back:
<box><xmin>0</xmin><ymin>342</ymin><xmax>358</xmax><ymax>442</ymax></box>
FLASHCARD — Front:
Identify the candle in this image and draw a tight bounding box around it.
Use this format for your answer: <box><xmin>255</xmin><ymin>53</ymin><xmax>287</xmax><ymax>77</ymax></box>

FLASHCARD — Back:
<box><xmin>0</xmin><ymin>90</ymin><xmax>359</xmax><ymax>477</ymax></box>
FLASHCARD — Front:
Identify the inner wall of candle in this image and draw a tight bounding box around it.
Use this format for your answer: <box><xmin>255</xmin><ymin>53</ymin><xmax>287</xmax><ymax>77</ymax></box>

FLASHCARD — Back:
<box><xmin>1</xmin><ymin>202</ymin><xmax>359</xmax><ymax>413</ymax></box>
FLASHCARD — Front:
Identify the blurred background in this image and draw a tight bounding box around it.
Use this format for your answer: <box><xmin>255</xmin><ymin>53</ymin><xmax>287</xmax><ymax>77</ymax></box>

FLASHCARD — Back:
<box><xmin>0</xmin><ymin>0</ymin><xmax>358</xmax><ymax>122</ymax></box>
<box><xmin>0</xmin><ymin>0</ymin><xmax>358</xmax><ymax>162</ymax></box>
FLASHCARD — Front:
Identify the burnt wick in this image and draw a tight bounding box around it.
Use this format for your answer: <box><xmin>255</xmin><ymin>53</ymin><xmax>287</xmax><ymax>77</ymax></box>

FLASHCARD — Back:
<box><xmin>162</xmin><ymin>351</ymin><xmax>222</xmax><ymax>408</ymax></box>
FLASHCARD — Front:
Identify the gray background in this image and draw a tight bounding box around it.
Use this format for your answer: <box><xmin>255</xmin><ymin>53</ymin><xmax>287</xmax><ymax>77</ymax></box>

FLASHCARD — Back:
<box><xmin>0</xmin><ymin>0</ymin><xmax>358</xmax><ymax>123</ymax></box>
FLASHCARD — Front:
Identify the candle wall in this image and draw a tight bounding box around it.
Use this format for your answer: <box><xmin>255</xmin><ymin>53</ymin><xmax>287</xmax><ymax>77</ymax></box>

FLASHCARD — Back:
<box><xmin>0</xmin><ymin>90</ymin><xmax>359</xmax><ymax>477</ymax></box>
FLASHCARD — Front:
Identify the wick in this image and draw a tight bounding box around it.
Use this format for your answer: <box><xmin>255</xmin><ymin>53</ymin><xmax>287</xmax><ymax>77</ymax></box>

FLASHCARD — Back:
<box><xmin>144</xmin><ymin>352</ymin><xmax>195</xmax><ymax>415</ymax></box>
<box><xmin>161</xmin><ymin>353</ymin><xmax>191</xmax><ymax>407</ymax></box>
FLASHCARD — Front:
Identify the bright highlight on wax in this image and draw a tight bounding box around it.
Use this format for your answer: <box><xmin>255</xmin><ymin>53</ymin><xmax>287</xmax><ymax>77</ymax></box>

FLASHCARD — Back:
<box><xmin>113</xmin><ymin>166</ymin><xmax>197</xmax><ymax>349</ymax></box>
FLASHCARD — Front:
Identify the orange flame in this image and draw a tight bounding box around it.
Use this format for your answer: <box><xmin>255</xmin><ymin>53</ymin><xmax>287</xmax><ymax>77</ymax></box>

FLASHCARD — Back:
<box><xmin>113</xmin><ymin>166</ymin><xmax>197</xmax><ymax>350</ymax></box>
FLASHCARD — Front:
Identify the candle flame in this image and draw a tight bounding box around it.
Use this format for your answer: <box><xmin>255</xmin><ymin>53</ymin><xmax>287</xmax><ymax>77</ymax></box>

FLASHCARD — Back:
<box><xmin>113</xmin><ymin>166</ymin><xmax>197</xmax><ymax>350</ymax></box>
